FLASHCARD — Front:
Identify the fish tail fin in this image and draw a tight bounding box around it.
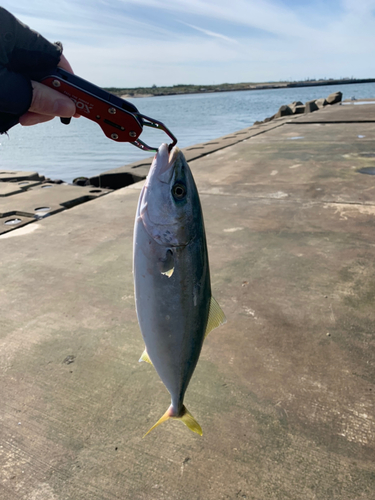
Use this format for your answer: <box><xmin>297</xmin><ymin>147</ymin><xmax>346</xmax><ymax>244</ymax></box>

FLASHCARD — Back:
<box><xmin>143</xmin><ymin>408</ymin><xmax>171</xmax><ymax>438</ymax></box>
<box><xmin>143</xmin><ymin>405</ymin><xmax>203</xmax><ymax>438</ymax></box>
<box><xmin>178</xmin><ymin>405</ymin><xmax>203</xmax><ymax>436</ymax></box>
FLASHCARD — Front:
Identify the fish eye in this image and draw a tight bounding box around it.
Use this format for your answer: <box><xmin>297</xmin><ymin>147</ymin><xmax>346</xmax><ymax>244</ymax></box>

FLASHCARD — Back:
<box><xmin>172</xmin><ymin>183</ymin><xmax>186</xmax><ymax>200</ymax></box>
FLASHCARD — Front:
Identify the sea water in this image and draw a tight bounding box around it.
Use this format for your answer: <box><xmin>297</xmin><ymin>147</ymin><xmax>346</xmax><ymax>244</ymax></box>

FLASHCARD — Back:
<box><xmin>1</xmin><ymin>82</ymin><xmax>374</xmax><ymax>183</ymax></box>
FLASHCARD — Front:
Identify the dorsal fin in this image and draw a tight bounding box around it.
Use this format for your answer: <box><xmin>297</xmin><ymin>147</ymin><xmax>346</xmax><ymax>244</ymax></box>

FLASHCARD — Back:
<box><xmin>205</xmin><ymin>296</ymin><xmax>226</xmax><ymax>339</ymax></box>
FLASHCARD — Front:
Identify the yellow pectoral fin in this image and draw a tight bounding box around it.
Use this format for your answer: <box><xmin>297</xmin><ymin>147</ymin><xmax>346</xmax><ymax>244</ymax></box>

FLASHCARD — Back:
<box><xmin>205</xmin><ymin>296</ymin><xmax>227</xmax><ymax>339</ymax></box>
<box><xmin>161</xmin><ymin>267</ymin><xmax>174</xmax><ymax>278</ymax></box>
<box><xmin>139</xmin><ymin>349</ymin><xmax>153</xmax><ymax>365</ymax></box>
<box><xmin>143</xmin><ymin>405</ymin><xmax>202</xmax><ymax>438</ymax></box>
<box><xmin>159</xmin><ymin>249</ymin><xmax>174</xmax><ymax>278</ymax></box>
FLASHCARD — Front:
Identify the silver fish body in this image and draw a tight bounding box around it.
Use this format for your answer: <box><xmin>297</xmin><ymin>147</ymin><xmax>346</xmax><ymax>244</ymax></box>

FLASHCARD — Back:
<box><xmin>133</xmin><ymin>144</ymin><xmax>225</xmax><ymax>435</ymax></box>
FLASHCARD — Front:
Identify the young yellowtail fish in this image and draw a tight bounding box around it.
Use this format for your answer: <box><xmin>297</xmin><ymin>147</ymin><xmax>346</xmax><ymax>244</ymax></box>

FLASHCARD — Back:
<box><xmin>133</xmin><ymin>143</ymin><xmax>226</xmax><ymax>436</ymax></box>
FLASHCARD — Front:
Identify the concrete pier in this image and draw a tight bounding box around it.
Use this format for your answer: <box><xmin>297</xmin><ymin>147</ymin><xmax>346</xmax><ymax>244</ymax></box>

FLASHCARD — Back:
<box><xmin>1</xmin><ymin>101</ymin><xmax>375</xmax><ymax>499</ymax></box>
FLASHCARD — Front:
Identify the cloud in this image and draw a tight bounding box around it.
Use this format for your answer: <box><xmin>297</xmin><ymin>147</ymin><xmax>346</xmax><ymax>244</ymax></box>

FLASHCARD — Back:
<box><xmin>1</xmin><ymin>0</ymin><xmax>375</xmax><ymax>86</ymax></box>
<box><xmin>178</xmin><ymin>21</ymin><xmax>239</xmax><ymax>44</ymax></box>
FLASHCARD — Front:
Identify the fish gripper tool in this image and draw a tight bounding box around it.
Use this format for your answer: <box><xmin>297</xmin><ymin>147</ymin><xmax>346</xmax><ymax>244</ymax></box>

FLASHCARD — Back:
<box><xmin>40</xmin><ymin>68</ymin><xmax>177</xmax><ymax>152</ymax></box>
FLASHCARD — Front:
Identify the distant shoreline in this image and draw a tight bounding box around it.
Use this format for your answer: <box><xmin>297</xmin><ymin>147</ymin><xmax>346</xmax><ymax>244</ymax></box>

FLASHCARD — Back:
<box><xmin>106</xmin><ymin>78</ymin><xmax>375</xmax><ymax>99</ymax></box>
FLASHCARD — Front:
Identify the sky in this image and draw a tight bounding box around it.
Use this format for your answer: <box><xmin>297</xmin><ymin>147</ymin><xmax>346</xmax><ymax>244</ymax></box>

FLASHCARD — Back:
<box><xmin>2</xmin><ymin>0</ymin><xmax>375</xmax><ymax>87</ymax></box>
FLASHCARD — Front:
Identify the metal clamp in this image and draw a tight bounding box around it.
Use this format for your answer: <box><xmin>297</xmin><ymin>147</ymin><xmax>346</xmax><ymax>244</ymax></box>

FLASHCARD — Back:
<box><xmin>40</xmin><ymin>68</ymin><xmax>178</xmax><ymax>152</ymax></box>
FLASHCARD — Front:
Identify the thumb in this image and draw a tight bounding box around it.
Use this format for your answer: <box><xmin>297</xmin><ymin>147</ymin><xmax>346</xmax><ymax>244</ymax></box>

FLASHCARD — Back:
<box><xmin>29</xmin><ymin>80</ymin><xmax>76</xmax><ymax>117</ymax></box>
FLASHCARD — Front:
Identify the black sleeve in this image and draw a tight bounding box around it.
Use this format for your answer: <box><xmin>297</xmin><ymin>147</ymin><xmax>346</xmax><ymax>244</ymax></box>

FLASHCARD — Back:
<box><xmin>0</xmin><ymin>7</ymin><xmax>62</xmax><ymax>133</ymax></box>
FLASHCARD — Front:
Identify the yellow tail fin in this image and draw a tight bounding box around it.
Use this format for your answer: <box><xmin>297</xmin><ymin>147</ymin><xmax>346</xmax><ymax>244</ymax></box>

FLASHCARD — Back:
<box><xmin>143</xmin><ymin>405</ymin><xmax>203</xmax><ymax>438</ymax></box>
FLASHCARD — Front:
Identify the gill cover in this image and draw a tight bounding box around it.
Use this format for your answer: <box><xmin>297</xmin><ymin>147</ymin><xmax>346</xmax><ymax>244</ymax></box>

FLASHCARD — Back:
<box><xmin>139</xmin><ymin>144</ymin><xmax>200</xmax><ymax>247</ymax></box>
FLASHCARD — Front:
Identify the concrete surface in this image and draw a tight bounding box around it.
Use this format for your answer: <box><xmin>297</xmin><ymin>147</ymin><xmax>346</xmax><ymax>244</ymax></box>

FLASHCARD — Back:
<box><xmin>294</xmin><ymin>99</ymin><xmax>375</xmax><ymax>123</ymax></box>
<box><xmin>0</xmin><ymin>170</ymin><xmax>44</xmax><ymax>182</ymax></box>
<box><xmin>1</xmin><ymin>102</ymin><xmax>375</xmax><ymax>500</ymax></box>
<box><xmin>0</xmin><ymin>182</ymin><xmax>111</xmax><ymax>234</ymax></box>
<box><xmin>0</xmin><ymin>179</ymin><xmax>46</xmax><ymax>198</ymax></box>
<box><xmin>88</xmin><ymin>118</ymin><xmax>293</xmax><ymax>189</ymax></box>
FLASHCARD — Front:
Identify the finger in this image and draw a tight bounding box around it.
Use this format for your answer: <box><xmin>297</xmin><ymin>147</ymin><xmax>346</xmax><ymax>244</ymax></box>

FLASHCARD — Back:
<box><xmin>19</xmin><ymin>112</ymin><xmax>55</xmax><ymax>126</ymax></box>
<box><xmin>58</xmin><ymin>53</ymin><xmax>74</xmax><ymax>74</ymax></box>
<box><xmin>20</xmin><ymin>109</ymin><xmax>80</xmax><ymax>126</ymax></box>
<box><xmin>28</xmin><ymin>80</ymin><xmax>76</xmax><ymax>117</ymax></box>
<box><xmin>57</xmin><ymin>55</ymin><xmax>80</xmax><ymax>118</ymax></box>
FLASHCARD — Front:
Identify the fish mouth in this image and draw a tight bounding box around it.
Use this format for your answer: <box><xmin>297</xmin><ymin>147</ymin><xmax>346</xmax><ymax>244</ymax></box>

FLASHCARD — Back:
<box><xmin>144</xmin><ymin>144</ymin><xmax>181</xmax><ymax>186</ymax></box>
<box><xmin>168</xmin><ymin>145</ymin><xmax>180</xmax><ymax>164</ymax></box>
<box><xmin>155</xmin><ymin>144</ymin><xmax>180</xmax><ymax>184</ymax></box>
<box><xmin>139</xmin><ymin>144</ymin><xmax>190</xmax><ymax>247</ymax></box>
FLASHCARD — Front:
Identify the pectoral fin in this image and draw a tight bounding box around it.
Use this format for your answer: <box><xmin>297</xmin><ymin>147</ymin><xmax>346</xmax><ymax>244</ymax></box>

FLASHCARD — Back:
<box><xmin>161</xmin><ymin>268</ymin><xmax>174</xmax><ymax>278</ymax></box>
<box><xmin>159</xmin><ymin>249</ymin><xmax>174</xmax><ymax>278</ymax></box>
<box><xmin>205</xmin><ymin>296</ymin><xmax>226</xmax><ymax>339</ymax></box>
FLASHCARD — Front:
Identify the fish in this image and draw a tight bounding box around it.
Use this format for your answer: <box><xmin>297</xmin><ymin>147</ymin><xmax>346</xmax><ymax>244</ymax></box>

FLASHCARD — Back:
<box><xmin>133</xmin><ymin>143</ymin><xmax>226</xmax><ymax>436</ymax></box>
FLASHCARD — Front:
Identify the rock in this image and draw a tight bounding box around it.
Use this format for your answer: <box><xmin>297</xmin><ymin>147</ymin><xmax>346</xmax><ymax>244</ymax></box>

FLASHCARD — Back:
<box><xmin>315</xmin><ymin>97</ymin><xmax>327</xmax><ymax>108</ymax></box>
<box><xmin>73</xmin><ymin>177</ymin><xmax>91</xmax><ymax>186</ymax></box>
<box><xmin>294</xmin><ymin>105</ymin><xmax>305</xmax><ymax>114</ymax></box>
<box><xmin>288</xmin><ymin>101</ymin><xmax>303</xmax><ymax>113</ymax></box>
<box><xmin>264</xmin><ymin>115</ymin><xmax>275</xmax><ymax>123</ymax></box>
<box><xmin>326</xmin><ymin>91</ymin><xmax>342</xmax><ymax>104</ymax></box>
<box><xmin>275</xmin><ymin>105</ymin><xmax>293</xmax><ymax>118</ymax></box>
<box><xmin>305</xmin><ymin>100</ymin><xmax>318</xmax><ymax>113</ymax></box>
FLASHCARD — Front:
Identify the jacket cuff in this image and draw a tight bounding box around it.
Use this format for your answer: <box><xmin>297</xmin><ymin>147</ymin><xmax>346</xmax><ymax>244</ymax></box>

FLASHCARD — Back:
<box><xmin>0</xmin><ymin>7</ymin><xmax>62</xmax><ymax>79</ymax></box>
<box><xmin>0</xmin><ymin>67</ymin><xmax>32</xmax><ymax>132</ymax></box>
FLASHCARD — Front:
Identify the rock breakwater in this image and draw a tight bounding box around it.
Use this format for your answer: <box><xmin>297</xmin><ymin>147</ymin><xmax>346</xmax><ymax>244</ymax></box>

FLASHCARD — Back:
<box><xmin>255</xmin><ymin>91</ymin><xmax>343</xmax><ymax>124</ymax></box>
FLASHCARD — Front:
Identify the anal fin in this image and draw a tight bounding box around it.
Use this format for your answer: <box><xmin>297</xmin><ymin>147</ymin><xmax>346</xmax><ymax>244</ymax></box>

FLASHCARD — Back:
<box><xmin>205</xmin><ymin>296</ymin><xmax>226</xmax><ymax>339</ymax></box>
<box><xmin>139</xmin><ymin>348</ymin><xmax>153</xmax><ymax>365</ymax></box>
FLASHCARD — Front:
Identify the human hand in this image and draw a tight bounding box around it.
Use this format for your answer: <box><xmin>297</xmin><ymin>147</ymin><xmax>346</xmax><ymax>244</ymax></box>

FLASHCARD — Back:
<box><xmin>19</xmin><ymin>54</ymin><xmax>80</xmax><ymax>126</ymax></box>
<box><xmin>0</xmin><ymin>7</ymin><xmax>80</xmax><ymax>132</ymax></box>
